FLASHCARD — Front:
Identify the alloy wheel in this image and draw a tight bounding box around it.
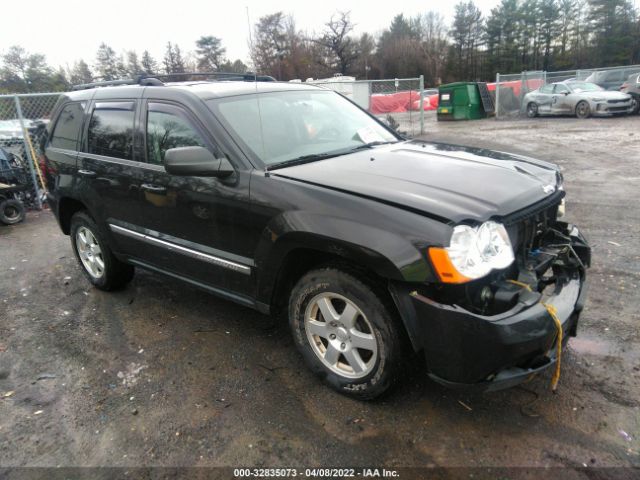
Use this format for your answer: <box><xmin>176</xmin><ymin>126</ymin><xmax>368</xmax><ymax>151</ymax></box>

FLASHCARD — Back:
<box><xmin>304</xmin><ymin>292</ymin><xmax>378</xmax><ymax>379</ymax></box>
<box><xmin>76</xmin><ymin>226</ymin><xmax>105</xmax><ymax>279</ymax></box>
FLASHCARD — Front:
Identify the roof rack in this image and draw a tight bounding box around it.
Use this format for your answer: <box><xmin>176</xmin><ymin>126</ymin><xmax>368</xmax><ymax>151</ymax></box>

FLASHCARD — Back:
<box><xmin>71</xmin><ymin>72</ymin><xmax>276</xmax><ymax>91</ymax></box>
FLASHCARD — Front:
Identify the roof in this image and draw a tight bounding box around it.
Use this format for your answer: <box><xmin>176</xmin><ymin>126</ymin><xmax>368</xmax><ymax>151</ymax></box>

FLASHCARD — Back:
<box><xmin>63</xmin><ymin>80</ymin><xmax>323</xmax><ymax>103</ymax></box>
<box><xmin>167</xmin><ymin>80</ymin><xmax>322</xmax><ymax>99</ymax></box>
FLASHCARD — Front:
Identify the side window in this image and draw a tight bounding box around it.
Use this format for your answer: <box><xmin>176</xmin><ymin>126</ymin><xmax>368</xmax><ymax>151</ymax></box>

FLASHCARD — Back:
<box><xmin>554</xmin><ymin>84</ymin><xmax>569</xmax><ymax>94</ymax></box>
<box><xmin>539</xmin><ymin>84</ymin><xmax>554</xmax><ymax>94</ymax></box>
<box><xmin>50</xmin><ymin>102</ymin><xmax>86</xmax><ymax>150</ymax></box>
<box><xmin>146</xmin><ymin>104</ymin><xmax>208</xmax><ymax>165</ymax></box>
<box><xmin>87</xmin><ymin>102</ymin><xmax>135</xmax><ymax>160</ymax></box>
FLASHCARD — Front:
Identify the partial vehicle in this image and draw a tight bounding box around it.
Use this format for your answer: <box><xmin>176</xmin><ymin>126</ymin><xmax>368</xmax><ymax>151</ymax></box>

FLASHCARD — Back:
<box><xmin>585</xmin><ymin>67</ymin><xmax>640</xmax><ymax>91</ymax></box>
<box><xmin>620</xmin><ymin>73</ymin><xmax>640</xmax><ymax>114</ymax></box>
<box><xmin>45</xmin><ymin>76</ymin><xmax>590</xmax><ymax>399</ymax></box>
<box><xmin>523</xmin><ymin>81</ymin><xmax>634</xmax><ymax>118</ymax></box>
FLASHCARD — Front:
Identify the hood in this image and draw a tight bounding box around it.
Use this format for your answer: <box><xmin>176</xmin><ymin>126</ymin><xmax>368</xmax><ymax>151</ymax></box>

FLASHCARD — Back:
<box><xmin>583</xmin><ymin>90</ymin><xmax>630</xmax><ymax>100</ymax></box>
<box><xmin>273</xmin><ymin>141</ymin><xmax>560</xmax><ymax>224</ymax></box>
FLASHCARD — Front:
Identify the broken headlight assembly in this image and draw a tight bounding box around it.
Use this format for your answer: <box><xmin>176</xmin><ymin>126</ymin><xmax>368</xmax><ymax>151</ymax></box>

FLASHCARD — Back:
<box><xmin>429</xmin><ymin>221</ymin><xmax>515</xmax><ymax>283</ymax></box>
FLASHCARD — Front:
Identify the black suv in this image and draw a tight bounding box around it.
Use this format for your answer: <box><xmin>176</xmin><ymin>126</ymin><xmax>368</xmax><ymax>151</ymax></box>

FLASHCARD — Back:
<box><xmin>44</xmin><ymin>77</ymin><xmax>590</xmax><ymax>399</ymax></box>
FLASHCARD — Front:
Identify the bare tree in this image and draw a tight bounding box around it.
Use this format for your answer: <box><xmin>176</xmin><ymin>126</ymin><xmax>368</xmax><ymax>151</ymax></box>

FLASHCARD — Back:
<box><xmin>315</xmin><ymin>11</ymin><xmax>358</xmax><ymax>75</ymax></box>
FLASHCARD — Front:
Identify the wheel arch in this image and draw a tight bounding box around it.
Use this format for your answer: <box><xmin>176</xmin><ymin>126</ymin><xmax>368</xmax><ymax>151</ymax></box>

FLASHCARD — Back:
<box><xmin>58</xmin><ymin>196</ymin><xmax>89</xmax><ymax>235</ymax></box>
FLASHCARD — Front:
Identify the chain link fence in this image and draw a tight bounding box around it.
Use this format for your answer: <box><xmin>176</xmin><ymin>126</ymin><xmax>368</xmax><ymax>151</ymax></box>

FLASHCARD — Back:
<box><xmin>310</xmin><ymin>76</ymin><xmax>427</xmax><ymax>137</ymax></box>
<box><xmin>0</xmin><ymin>93</ymin><xmax>61</xmax><ymax>211</ymax></box>
<box><xmin>495</xmin><ymin>64</ymin><xmax>640</xmax><ymax>119</ymax></box>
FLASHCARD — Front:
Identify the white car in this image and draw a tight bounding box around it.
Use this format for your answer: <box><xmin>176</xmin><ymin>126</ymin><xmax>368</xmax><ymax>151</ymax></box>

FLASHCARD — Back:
<box><xmin>523</xmin><ymin>81</ymin><xmax>635</xmax><ymax>118</ymax></box>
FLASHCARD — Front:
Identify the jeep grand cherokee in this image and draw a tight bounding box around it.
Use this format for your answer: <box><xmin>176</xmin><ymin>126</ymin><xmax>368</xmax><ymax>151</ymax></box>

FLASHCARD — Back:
<box><xmin>44</xmin><ymin>77</ymin><xmax>590</xmax><ymax>399</ymax></box>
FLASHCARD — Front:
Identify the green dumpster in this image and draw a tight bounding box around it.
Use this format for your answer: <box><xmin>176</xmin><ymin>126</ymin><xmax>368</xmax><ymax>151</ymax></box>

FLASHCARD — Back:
<box><xmin>437</xmin><ymin>82</ymin><xmax>487</xmax><ymax>121</ymax></box>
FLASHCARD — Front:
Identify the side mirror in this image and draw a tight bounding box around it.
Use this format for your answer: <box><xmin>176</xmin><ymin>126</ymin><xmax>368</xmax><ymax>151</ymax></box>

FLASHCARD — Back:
<box><xmin>164</xmin><ymin>146</ymin><xmax>234</xmax><ymax>177</ymax></box>
<box><xmin>563</xmin><ymin>91</ymin><xmax>570</xmax><ymax>95</ymax></box>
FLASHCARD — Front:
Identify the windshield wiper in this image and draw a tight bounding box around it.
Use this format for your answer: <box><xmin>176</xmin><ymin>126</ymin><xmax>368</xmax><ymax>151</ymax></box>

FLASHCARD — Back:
<box><xmin>345</xmin><ymin>140</ymin><xmax>400</xmax><ymax>153</ymax></box>
<box><xmin>266</xmin><ymin>141</ymin><xmax>401</xmax><ymax>171</ymax></box>
<box><xmin>267</xmin><ymin>152</ymin><xmax>342</xmax><ymax>171</ymax></box>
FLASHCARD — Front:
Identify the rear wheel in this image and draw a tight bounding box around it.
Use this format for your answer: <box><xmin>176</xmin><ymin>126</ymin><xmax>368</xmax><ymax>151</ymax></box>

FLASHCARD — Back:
<box><xmin>0</xmin><ymin>199</ymin><xmax>26</xmax><ymax>225</ymax></box>
<box><xmin>70</xmin><ymin>211</ymin><xmax>134</xmax><ymax>290</ymax></box>
<box><xmin>288</xmin><ymin>267</ymin><xmax>404</xmax><ymax>399</ymax></box>
<box><xmin>526</xmin><ymin>102</ymin><xmax>538</xmax><ymax>118</ymax></box>
<box><xmin>575</xmin><ymin>101</ymin><xmax>591</xmax><ymax>119</ymax></box>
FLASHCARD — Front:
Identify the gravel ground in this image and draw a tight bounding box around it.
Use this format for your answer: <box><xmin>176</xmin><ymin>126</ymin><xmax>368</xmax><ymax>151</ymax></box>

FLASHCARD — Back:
<box><xmin>0</xmin><ymin>114</ymin><xmax>639</xmax><ymax>476</ymax></box>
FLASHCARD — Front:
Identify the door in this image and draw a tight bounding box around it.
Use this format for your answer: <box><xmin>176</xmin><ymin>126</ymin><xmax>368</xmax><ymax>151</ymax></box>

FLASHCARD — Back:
<box><xmin>535</xmin><ymin>84</ymin><xmax>555</xmax><ymax>114</ymax></box>
<box><xmin>130</xmin><ymin>100</ymin><xmax>255</xmax><ymax>298</ymax></box>
<box><xmin>552</xmin><ymin>84</ymin><xmax>572</xmax><ymax>114</ymax></box>
<box><xmin>77</xmin><ymin>99</ymin><xmax>149</xmax><ymax>259</ymax></box>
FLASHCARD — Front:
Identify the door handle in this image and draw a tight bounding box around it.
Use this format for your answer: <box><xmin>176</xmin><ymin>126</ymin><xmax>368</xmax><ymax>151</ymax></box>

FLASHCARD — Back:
<box><xmin>78</xmin><ymin>169</ymin><xmax>96</xmax><ymax>178</ymax></box>
<box><xmin>141</xmin><ymin>183</ymin><xmax>167</xmax><ymax>194</ymax></box>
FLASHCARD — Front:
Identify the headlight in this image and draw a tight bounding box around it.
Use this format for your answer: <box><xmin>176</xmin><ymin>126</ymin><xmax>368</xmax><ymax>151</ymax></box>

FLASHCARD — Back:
<box><xmin>590</xmin><ymin>97</ymin><xmax>606</xmax><ymax>102</ymax></box>
<box><xmin>429</xmin><ymin>221</ymin><xmax>515</xmax><ymax>283</ymax></box>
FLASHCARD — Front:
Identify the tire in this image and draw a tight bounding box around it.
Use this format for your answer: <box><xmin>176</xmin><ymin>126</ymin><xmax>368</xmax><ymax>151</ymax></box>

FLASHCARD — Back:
<box><xmin>288</xmin><ymin>267</ymin><xmax>403</xmax><ymax>400</ymax></box>
<box><xmin>526</xmin><ymin>102</ymin><xmax>538</xmax><ymax>118</ymax></box>
<box><xmin>632</xmin><ymin>98</ymin><xmax>640</xmax><ymax>115</ymax></box>
<box><xmin>70</xmin><ymin>211</ymin><xmax>134</xmax><ymax>291</ymax></box>
<box><xmin>0</xmin><ymin>199</ymin><xmax>26</xmax><ymax>225</ymax></box>
<box><xmin>575</xmin><ymin>101</ymin><xmax>591</xmax><ymax>119</ymax></box>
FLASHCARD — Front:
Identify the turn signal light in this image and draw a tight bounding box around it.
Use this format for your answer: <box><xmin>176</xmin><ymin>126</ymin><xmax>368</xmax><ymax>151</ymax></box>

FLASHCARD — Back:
<box><xmin>428</xmin><ymin>247</ymin><xmax>472</xmax><ymax>284</ymax></box>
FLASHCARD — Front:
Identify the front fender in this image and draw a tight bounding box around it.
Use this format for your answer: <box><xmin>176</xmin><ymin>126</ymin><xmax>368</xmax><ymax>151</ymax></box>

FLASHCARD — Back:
<box><xmin>253</xmin><ymin>210</ymin><xmax>438</xmax><ymax>305</ymax></box>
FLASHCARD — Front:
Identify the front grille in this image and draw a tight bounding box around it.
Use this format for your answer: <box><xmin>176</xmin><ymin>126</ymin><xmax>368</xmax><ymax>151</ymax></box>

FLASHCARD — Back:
<box><xmin>501</xmin><ymin>190</ymin><xmax>564</xmax><ymax>226</ymax></box>
<box><xmin>608</xmin><ymin>106</ymin><xmax>629</xmax><ymax>112</ymax></box>
<box><xmin>501</xmin><ymin>190</ymin><xmax>564</xmax><ymax>254</ymax></box>
<box><xmin>608</xmin><ymin>99</ymin><xmax>627</xmax><ymax>104</ymax></box>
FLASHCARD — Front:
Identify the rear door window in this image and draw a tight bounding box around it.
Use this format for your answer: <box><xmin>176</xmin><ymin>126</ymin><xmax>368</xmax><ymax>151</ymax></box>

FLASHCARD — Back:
<box><xmin>87</xmin><ymin>101</ymin><xmax>135</xmax><ymax>160</ymax></box>
<box><xmin>539</xmin><ymin>84</ymin><xmax>554</xmax><ymax>94</ymax></box>
<box><xmin>50</xmin><ymin>102</ymin><xmax>86</xmax><ymax>151</ymax></box>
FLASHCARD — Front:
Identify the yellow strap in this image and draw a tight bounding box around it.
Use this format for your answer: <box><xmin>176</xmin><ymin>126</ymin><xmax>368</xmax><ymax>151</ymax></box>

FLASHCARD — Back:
<box><xmin>506</xmin><ymin>279</ymin><xmax>532</xmax><ymax>291</ymax></box>
<box><xmin>507</xmin><ymin>280</ymin><xmax>563</xmax><ymax>391</ymax></box>
<box><xmin>542</xmin><ymin>303</ymin><xmax>562</xmax><ymax>392</ymax></box>
<box><xmin>24</xmin><ymin>131</ymin><xmax>47</xmax><ymax>193</ymax></box>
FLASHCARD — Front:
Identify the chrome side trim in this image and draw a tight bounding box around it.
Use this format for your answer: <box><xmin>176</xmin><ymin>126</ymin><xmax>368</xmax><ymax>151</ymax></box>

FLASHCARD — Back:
<box><xmin>109</xmin><ymin>224</ymin><xmax>251</xmax><ymax>275</ymax></box>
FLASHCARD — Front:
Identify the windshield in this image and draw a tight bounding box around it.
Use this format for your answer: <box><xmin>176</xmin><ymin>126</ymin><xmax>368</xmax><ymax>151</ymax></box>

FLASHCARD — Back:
<box><xmin>568</xmin><ymin>82</ymin><xmax>603</xmax><ymax>93</ymax></box>
<box><xmin>207</xmin><ymin>90</ymin><xmax>398</xmax><ymax>166</ymax></box>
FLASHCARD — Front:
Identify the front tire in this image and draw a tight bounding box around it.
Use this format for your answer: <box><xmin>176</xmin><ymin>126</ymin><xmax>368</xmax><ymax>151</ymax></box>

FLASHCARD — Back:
<box><xmin>70</xmin><ymin>211</ymin><xmax>134</xmax><ymax>291</ymax></box>
<box><xmin>575</xmin><ymin>101</ymin><xmax>591</xmax><ymax>119</ymax></box>
<box><xmin>288</xmin><ymin>267</ymin><xmax>403</xmax><ymax>399</ymax></box>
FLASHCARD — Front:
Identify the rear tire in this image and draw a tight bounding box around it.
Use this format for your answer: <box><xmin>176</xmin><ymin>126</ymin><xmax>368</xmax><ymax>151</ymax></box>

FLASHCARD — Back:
<box><xmin>575</xmin><ymin>101</ymin><xmax>591</xmax><ymax>119</ymax></box>
<box><xmin>70</xmin><ymin>211</ymin><xmax>134</xmax><ymax>291</ymax></box>
<box><xmin>526</xmin><ymin>102</ymin><xmax>538</xmax><ymax>118</ymax></box>
<box><xmin>288</xmin><ymin>267</ymin><xmax>403</xmax><ymax>400</ymax></box>
<box><xmin>0</xmin><ymin>199</ymin><xmax>26</xmax><ymax>225</ymax></box>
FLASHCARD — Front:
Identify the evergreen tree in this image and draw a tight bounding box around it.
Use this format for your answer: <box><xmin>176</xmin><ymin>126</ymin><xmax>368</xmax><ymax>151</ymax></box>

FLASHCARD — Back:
<box><xmin>195</xmin><ymin>36</ymin><xmax>226</xmax><ymax>71</ymax></box>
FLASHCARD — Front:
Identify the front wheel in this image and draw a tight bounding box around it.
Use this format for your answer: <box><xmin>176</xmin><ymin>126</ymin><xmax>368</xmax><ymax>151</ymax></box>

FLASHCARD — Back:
<box><xmin>288</xmin><ymin>267</ymin><xmax>404</xmax><ymax>399</ymax></box>
<box><xmin>526</xmin><ymin>102</ymin><xmax>538</xmax><ymax>118</ymax></box>
<box><xmin>575</xmin><ymin>101</ymin><xmax>591</xmax><ymax>119</ymax></box>
<box><xmin>70</xmin><ymin>211</ymin><xmax>134</xmax><ymax>291</ymax></box>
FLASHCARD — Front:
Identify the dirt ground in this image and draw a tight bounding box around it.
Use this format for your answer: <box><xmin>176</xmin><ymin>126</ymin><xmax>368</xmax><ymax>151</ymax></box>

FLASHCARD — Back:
<box><xmin>1</xmin><ymin>114</ymin><xmax>639</xmax><ymax>476</ymax></box>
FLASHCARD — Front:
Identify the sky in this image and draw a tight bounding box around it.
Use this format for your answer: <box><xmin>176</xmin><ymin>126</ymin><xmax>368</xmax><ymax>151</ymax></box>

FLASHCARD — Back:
<box><xmin>2</xmin><ymin>0</ymin><xmax>501</xmax><ymax>72</ymax></box>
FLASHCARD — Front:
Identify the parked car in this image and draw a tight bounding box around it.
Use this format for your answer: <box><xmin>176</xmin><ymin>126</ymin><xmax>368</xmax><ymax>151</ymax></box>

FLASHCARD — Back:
<box><xmin>620</xmin><ymin>72</ymin><xmax>640</xmax><ymax>114</ymax></box>
<box><xmin>45</xmin><ymin>77</ymin><xmax>590</xmax><ymax>399</ymax></box>
<box><xmin>523</xmin><ymin>81</ymin><xmax>634</xmax><ymax>118</ymax></box>
<box><xmin>585</xmin><ymin>67</ymin><xmax>640</xmax><ymax>91</ymax></box>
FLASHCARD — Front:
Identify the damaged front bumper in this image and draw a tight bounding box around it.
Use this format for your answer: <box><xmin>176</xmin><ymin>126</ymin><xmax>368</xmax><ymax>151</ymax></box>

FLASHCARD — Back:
<box><xmin>391</xmin><ymin>223</ymin><xmax>590</xmax><ymax>392</ymax></box>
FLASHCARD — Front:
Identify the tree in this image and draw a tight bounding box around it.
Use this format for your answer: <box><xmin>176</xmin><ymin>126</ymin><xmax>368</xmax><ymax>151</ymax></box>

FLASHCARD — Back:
<box><xmin>251</xmin><ymin>12</ymin><xmax>289</xmax><ymax>79</ymax></box>
<box><xmin>195</xmin><ymin>36</ymin><xmax>226</xmax><ymax>71</ymax></box>
<box><xmin>69</xmin><ymin>60</ymin><xmax>93</xmax><ymax>85</ymax></box>
<box><xmin>314</xmin><ymin>11</ymin><xmax>358</xmax><ymax>75</ymax></box>
<box><xmin>449</xmin><ymin>1</ymin><xmax>484</xmax><ymax>80</ymax></box>
<box><xmin>94</xmin><ymin>43</ymin><xmax>120</xmax><ymax>80</ymax></box>
<box><xmin>376</xmin><ymin>14</ymin><xmax>425</xmax><ymax>78</ymax></box>
<box><xmin>163</xmin><ymin>42</ymin><xmax>186</xmax><ymax>79</ymax></box>
<box><xmin>0</xmin><ymin>46</ymin><xmax>66</xmax><ymax>93</ymax></box>
<box><xmin>125</xmin><ymin>51</ymin><xmax>142</xmax><ymax>76</ymax></box>
<box><xmin>141</xmin><ymin>50</ymin><xmax>159</xmax><ymax>75</ymax></box>
<box><xmin>587</xmin><ymin>0</ymin><xmax>638</xmax><ymax>66</ymax></box>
